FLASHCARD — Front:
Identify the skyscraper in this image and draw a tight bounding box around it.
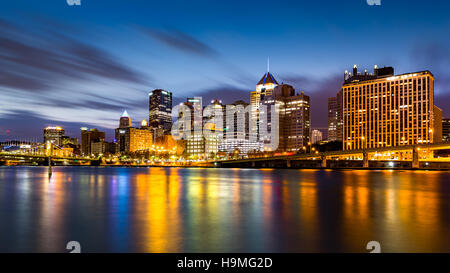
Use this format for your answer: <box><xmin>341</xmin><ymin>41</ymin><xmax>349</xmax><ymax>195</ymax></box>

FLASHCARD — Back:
<box><xmin>250</xmin><ymin>63</ymin><xmax>278</xmax><ymax>140</ymax></box>
<box><xmin>327</xmin><ymin>91</ymin><xmax>343</xmax><ymax>142</ymax></box>
<box><xmin>311</xmin><ymin>129</ymin><xmax>323</xmax><ymax>144</ymax></box>
<box><xmin>115</xmin><ymin>112</ymin><xmax>152</xmax><ymax>153</ymax></box>
<box><xmin>434</xmin><ymin>106</ymin><xmax>443</xmax><ymax>143</ymax></box>
<box><xmin>262</xmin><ymin>84</ymin><xmax>310</xmax><ymax>152</ymax></box>
<box><xmin>218</xmin><ymin>100</ymin><xmax>263</xmax><ymax>154</ymax></box>
<box><xmin>342</xmin><ymin>65</ymin><xmax>440</xmax><ymax>150</ymax></box>
<box><xmin>43</xmin><ymin>126</ymin><xmax>65</xmax><ymax>146</ymax></box>
<box><xmin>149</xmin><ymin>89</ymin><xmax>172</xmax><ymax>139</ymax></box>
<box><xmin>80</xmin><ymin>127</ymin><xmax>105</xmax><ymax>156</ymax></box>
<box><xmin>443</xmin><ymin>118</ymin><xmax>450</xmax><ymax>142</ymax></box>
<box><xmin>184</xmin><ymin>97</ymin><xmax>204</xmax><ymax>158</ymax></box>
<box><xmin>119</xmin><ymin>110</ymin><xmax>131</xmax><ymax>128</ymax></box>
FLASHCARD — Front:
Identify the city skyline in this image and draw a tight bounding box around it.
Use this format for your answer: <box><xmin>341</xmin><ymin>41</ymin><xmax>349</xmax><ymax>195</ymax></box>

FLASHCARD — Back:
<box><xmin>1</xmin><ymin>0</ymin><xmax>450</xmax><ymax>141</ymax></box>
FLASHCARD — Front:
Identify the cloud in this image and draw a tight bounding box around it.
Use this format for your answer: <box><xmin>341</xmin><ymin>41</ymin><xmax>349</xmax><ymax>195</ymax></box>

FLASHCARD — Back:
<box><xmin>140</xmin><ymin>27</ymin><xmax>218</xmax><ymax>58</ymax></box>
<box><xmin>34</xmin><ymin>96</ymin><xmax>146</xmax><ymax>113</ymax></box>
<box><xmin>410</xmin><ymin>41</ymin><xmax>450</xmax><ymax>116</ymax></box>
<box><xmin>0</xmin><ymin>18</ymin><xmax>148</xmax><ymax>93</ymax></box>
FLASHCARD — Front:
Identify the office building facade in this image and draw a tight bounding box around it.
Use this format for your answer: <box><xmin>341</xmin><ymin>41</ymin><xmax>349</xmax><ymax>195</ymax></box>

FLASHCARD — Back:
<box><xmin>250</xmin><ymin>70</ymin><xmax>278</xmax><ymax>140</ymax></box>
<box><xmin>328</xmin><ymin>91</ymin><xmax>343</xmax><ymax>142</ymax></box>
<box><xmin>262</xmin><ymin>84</ymin><xmax>310</xmax><ymax>152</ymax></box>
<box><xmin>81</xmin><ymin>127</ymin><xmax>105</xmax><ymax>156</ymax></box>
<box><xmin>43</xmin><ymin>126</ymin><xmax>65</xmax><ymax>146</ymax></box>
<box><xmin>149</xmin><ymin>89</ymin><xmax>172</xmax><ymax>138</ymax></box>
<box><xmin>443</xmin><ymin>118</ymin><xmax>450</xmax><ymax>142</ymax></box>
<box><xmin>342</xmin><ymin>66</ymin><xmax>440</xmax><ymax>150</ymax></box>
<box><xmin>311</xmin><ymin>129</ymin><xmax>323</xmax><ymax>144</ymax></box>
<box><xmin>115</xmin><ymin>112</ymin><xmax>152</xmax><ymax>153</ymax></box>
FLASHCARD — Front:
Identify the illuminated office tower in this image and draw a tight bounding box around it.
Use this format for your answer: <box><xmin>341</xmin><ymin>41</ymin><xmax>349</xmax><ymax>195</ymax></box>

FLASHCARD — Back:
<box><xmin>203</xmin><ymin>99</ymin><xmax>225</xmax><ymax>157</ymax></box>
<box><xmin>119</xmin><ymin>110</ymin><xmax>131</xmax><ymax>128</ymax></box>
<box><xmin>80</xmin><ymin>127</ymin><xmax>105</xmax><ymax>156</ymax></box>
<box><xmin>262</xmin><ymin>84</ymin><xmax>310</xmax><ymax>152</ymax></box>
<box><xmin>115</xmin><ymin>112</ymin><xmax>152</xmax><ymax>153</ymax></box>
<box><xmin>44</xmin><ymin>126</ymin><xmax>64</xmax><ymax>146</ymax></box>
<box><xmin>218</xmin><ymin>100</ymin><xmax>263</xmax><ymax>154</ymax></box>
<box><xmin>43</xmin><ymin>126</ymin><xmax>65</xmax><ymax>146</ymax></box>
<box><xmin>250</xmin><ymin>63</ymin><xmax>278</xmax><ymax>140</ymax></box>
<box><xmin>149</xmin><ymin>89</ymin><xmax>172</xmax><ymax>139</ymax></box>
<box><xmin>328</xmin><ymin>91</ymin><xmax>343</xmax><ymax>142</ymax></box>
<box><xmin>342</xmin><ymin>65</ymin><xmax>441</xmax><ymax>150</ymax></box>
<box><xmin>434</xmin><ymin>106</ymin><xmax>442</xmax><ymax>143</ymax></box>
<box><xmin>443</xmin><ymin>118</ymin><xmax>450</xmax><ymax>142</ymax></box>
<box><xmin>311</xmin><ymin>129</ymin><xmax>323</xmax><ymax>144</ymax></box>
<box><xmin>180</xmin><ymin>97</ymin><xmax>205</xmax><ymax>158</ymax></box>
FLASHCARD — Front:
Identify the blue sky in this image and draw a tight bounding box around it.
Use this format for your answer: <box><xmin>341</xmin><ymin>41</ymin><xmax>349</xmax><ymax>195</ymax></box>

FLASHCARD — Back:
<box><xmin>1</xmin><ymin>0</ymin><xmax>450</xmax><ymax>140</ymax></box>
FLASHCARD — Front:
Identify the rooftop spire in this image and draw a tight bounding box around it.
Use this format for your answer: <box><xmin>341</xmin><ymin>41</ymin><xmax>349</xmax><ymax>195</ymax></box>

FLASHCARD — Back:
<box><xmin>121</xmin><ymin>110</ymin><xmax>129</xmax><ymax>118</ymax></box>
<box><xmin>267</xmin><ymin>57</ymin><xmax>270</xmax><ymax>72</ymax></box>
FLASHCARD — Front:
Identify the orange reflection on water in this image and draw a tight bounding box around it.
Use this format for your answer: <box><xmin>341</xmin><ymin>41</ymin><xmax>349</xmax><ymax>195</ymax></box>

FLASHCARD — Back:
<box><xmin>39</xmin><ymin>168</ymin><xmax>67</xmax><ymax>251</ymax></box>
<box><xmin>134</xmin><ymin>167</ymin><xmax>182</xmax><ymax>252</ymax></box>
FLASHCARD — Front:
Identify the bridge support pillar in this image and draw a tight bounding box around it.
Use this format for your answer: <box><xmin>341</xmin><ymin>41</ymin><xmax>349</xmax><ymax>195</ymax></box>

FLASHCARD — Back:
<box><xmin>412</xmin><ymin>147</ymin><xmax>419</xmax><ymax>169</ymax></box>
<box><xmin>321</xmin><ymin>155</ymin><xmax>327</xmax><ymax>168</ymax></box>
<box><xmin>363</xmin><ymin>151</ymin><xmax>369</xmax><ymax>168</ymax></box>
<box><xmin>286</xmin><ymin>160</ymin><xmax>291</xmax><ymax>168</ymax></box>
<box><xmin>251</xmin><ymin>161</ymin><xmax>255</xmax><ymax>168</ymax></box>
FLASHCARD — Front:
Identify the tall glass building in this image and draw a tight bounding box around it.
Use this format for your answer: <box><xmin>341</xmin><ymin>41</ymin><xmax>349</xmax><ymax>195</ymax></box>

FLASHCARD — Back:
<box><xmin>149</xmin><ymin>89</ymin><xmax>172</xmax><ymax>138</ymax></box>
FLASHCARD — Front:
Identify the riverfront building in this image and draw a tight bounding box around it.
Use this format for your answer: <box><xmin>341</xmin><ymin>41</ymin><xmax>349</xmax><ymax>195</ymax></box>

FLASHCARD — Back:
<box><xmin>178</xmin><ymin>97</ymin><xmax>205</xmax><ymax>158</ymax></box>
<box><xmin>443</xmin><ymin>118</ymin><xmax>450</xmax><ymax>142</ymax></box>
<box><xmin>80</xmin><ymin>128</ymin><xmax>105</xmax><ymax>156</ymax></box>
<box><xmin>262</xmin><ymin>84</ymin><xmax>310</xmax><ymax>152</ymax></box>
<box><xmin>115</xmin><ymin>111</ymin><xmax>153</xmax><ymax>153</ymax></box>
<box><xmin>250</xmin><ymin>66</ymin><xmax>279</xmax><ymax>141</ymax></box>
<box><xmin>43</xmin><ymin>126</ymin><xmax>65</xmax><ymax>146</ymax></box>
<box><xmin>149</xmin><ymin>89</ymin><xmax>172</xmax><ymax>139</ymax></box>
<box><xmin>311</xmin><ymin>129</ymin><xmax>323</xmax><ymax>144</ymax></box>
<box><xmin>342</xmin><ymin>65</ymin><xmax>441</xmax><ymax>150</ymax></box>
<box><xmin>328</xmin><ymin>91</ymin><xmax>343</xmax><ymax>142</ymax></box>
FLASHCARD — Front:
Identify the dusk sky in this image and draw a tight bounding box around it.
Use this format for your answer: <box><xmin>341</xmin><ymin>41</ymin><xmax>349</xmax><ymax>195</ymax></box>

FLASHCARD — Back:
<box><xmin>1</xmin><ymin>0</ymin><xmax>450</xmax><ymax>141</ymax></box>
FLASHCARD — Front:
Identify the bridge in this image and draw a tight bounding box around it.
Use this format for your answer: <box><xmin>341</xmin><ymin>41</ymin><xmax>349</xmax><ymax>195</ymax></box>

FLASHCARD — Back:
<box><xmin>215</xmin><ymin>142</ymin><xmax>450</xmax><ymax>169</ymax></box>
<box><xmin>0</xmin><ymin>142</ymin><xmax>98</xmax><ymax>166</ymax></box>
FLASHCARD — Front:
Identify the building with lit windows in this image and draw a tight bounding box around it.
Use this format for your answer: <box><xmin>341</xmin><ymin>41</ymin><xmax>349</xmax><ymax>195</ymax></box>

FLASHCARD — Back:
<box><xmin>80</xmin><ymin>127</ymin><xmax>105</xmax><ymax>156</ymax></box>
<box><xmin>443</xmin><ymin>118</ymin><xmax>450</xmax><ymax>142</ymax></box>
<box><xmin>311</xmin><ymin>129</ymin><xmax>323</xmax><ymax>144</ymax></box>
<box><xmin>262</xmin><ymin>84</ymin><xmax>310</xmax><ymax>152</ymax></box>
<box><xmin>218</xmin><ymin>100</ymin><xmax>263</xmax><ymax>154</ymax></box>
<box><xmin>43</xmin><ymin>126</ymin><xmax>65</xmax><ymax>146</ymax></box>
<box><xmin>149</xmin><ymin>89</ymin><xmax>172</xmax><ymax>139</ymax></box>
<box><xmin>434</xmin><ymin>106</ymin><xmax>443</xmax><ymax>143</ymax></box>
<box><xmin>115</xmin><ymin>111</ymin><xmax>153</xmax><ymax>153</ymax></box>
<box><xmin>182</xmin><ymin>97</ymin><xmax>204</xmax><ymax>158</ymax></box>
<box><xmin>342</xmin><ymin>65</ymin><xmax>441</xmax><ymax>150</ymax></box>
<box><xmin>250</xmin><ymin>66</ymin><xmax>278</xmax><ymax>140</ymax></box>
<box><xmin>328</xmin><ymin>91</ymin><xmax>343</xmax><ymax>142</ymax></box>
<box><xmin>203</xmin><ymin>99</ymin><xmax>225</xmax><ymax>157</ymax></box>
<box><xmin>119</xmin><ymin>110</ymin><xmax>131</xmax><ymax>128</ymax></box>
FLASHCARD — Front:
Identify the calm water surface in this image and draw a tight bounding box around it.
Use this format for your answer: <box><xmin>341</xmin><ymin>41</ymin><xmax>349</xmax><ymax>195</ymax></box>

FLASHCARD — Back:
<box><xmin>0</xmin><ymin>166</ymin><xmax>450</xmax><ymax>253</ymax></box>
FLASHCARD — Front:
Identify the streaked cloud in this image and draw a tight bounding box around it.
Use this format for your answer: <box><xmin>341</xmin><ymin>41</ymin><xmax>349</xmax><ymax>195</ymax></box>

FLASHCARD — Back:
<box><xmin>140</xmin><ymin>26</ymin><xmax>218</xmax><ymax>58</ymax></box>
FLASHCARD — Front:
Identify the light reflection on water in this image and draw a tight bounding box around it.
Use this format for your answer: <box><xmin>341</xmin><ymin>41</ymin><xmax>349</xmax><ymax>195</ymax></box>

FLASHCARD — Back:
<box><xmin>0</xmin><ymin>166</ymin><xmax>449</xmax><ymax>253</ymax></box>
